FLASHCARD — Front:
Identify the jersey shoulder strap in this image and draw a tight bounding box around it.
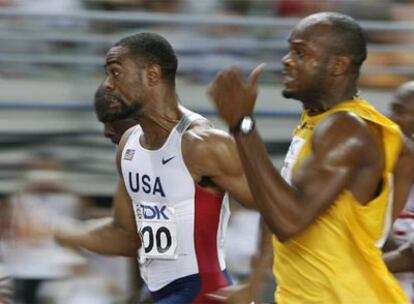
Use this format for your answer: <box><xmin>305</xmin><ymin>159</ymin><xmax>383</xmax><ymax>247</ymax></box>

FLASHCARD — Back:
<box><xmin>176</xmin><ymin>112</ymin><xmax>204</xmax><ymax>135</ymax></box>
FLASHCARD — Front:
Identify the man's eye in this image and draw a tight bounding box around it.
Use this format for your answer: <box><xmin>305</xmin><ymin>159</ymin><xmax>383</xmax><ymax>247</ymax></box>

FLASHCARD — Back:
<box><xmin>112</xmin><ymin>70</ymin><xmax>120</xmax><ymax>78</ymax></box>
<box><xmin>296</xmin><ymin>49</ymin><xmax>305</xmax><ymax>57</ymax></box>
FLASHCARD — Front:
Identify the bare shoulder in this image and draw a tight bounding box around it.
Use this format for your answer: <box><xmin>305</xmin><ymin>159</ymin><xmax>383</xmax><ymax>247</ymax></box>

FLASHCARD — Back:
<box><xmin>182</xmin><ymin>125</ymin><xmax>235</xmax><ymax>161</ymax></box>
<box><xmin>394</xmin><ymin>136</ymin><xmax>414</xmax><ymax>181</ymax></box>
<box><xmin>393</xmin><ymin>136</ymin><xmax>414</xmax><ymax>217</ymax></box>
<box><xmin>182</xmin><ymin>125</ymin><xmax>238</xmax><ymax>178</ymax></box>
<box><xmin>312</xmin><ymin>111</ymin><xmax>380</xmax><ymax>163</ymax></box>
<box><xmin>403</xmin><ymin>136</ymin><xmax>414</xmax><ymax>156</ymax></box>
<box><xmin>398</xmin><ymin>136</ymin><xmax>414</xmax><ymax>167</ymax></box>
<box><xmin>314</xmin><ymin>111</ymin><xmax>371</xmax><ymax>144</ymax></box>
<box><xmin>119</xmin><ymin>125</ymin><xmax>137</xmax><ymax>149</ymax></box>
<box><xmin>116</xmin><ymin>126</ymin><xmax>138</xmax><ymax>170</ymax></box>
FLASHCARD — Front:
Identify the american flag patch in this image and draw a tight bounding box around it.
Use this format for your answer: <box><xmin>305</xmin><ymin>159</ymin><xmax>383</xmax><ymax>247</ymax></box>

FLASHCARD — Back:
<box><xmin>123</xmin><ymin>149</ymin><xmax>135</xmax><ymax>161</ymax></box>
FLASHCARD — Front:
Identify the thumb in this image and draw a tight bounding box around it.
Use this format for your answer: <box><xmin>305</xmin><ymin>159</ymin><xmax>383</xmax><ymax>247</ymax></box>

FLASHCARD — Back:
<box><xmin>248</xmin><ymin>63</ymin><xmax>266</xmax><ymax>88</ymax></box>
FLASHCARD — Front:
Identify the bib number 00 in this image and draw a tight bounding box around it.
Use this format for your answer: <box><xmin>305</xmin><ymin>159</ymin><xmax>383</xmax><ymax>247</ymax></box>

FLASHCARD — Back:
<box><xmin>141</xmin><ymin>226</ymin><xmax>172</xmax><ymax>254</ymax></box>
<box><xmin>139</xmin><ymin>222</ymin><xmax>177</xmax><ymax>259</ymax></box>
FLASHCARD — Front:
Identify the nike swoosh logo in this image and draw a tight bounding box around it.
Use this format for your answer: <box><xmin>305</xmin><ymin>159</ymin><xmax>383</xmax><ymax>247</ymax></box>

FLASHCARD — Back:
<box><xmin>162</xmin><ymin>156</ymin><xmax>176</xmax><ymax>165</ymax></box>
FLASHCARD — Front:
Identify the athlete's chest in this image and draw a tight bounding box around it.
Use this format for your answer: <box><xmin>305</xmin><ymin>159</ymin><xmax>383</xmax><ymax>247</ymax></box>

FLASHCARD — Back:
<box><xmin>121</xmin><ymin>134</ymin><xmax>194</xmax><ymax>203</ymax></box>
<box><xmin>280</xmin><ymin>123</ymin><xmax>314</xmax><ymax>185</ymax></box>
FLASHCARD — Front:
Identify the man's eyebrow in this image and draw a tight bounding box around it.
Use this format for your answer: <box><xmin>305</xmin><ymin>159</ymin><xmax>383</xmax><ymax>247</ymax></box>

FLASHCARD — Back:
<box><xmin>288</xmin><ymin>39</ymin><xmax>306</xmax><ymax>46</ymax></box>
<box><xmin>104</xmin><ymin>60</ymin><xmax>121</xmax><ymax>68</ymax></box>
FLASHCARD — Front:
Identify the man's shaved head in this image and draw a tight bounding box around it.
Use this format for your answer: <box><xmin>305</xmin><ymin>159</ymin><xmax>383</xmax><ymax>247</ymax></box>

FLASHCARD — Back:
<box><xmin>390</xmin><ymin>81</ymin><xmax>414</xmax><ymax>137</ymax></box>
<box><xmin>296</xmin><ymin>12</ymin><xmax>367</xmax><ymax>73</ymax></box>
<box><xmin>393</xmin><ymin>81</ymin><xmax>414</xmax><ymax>106</ymax></box>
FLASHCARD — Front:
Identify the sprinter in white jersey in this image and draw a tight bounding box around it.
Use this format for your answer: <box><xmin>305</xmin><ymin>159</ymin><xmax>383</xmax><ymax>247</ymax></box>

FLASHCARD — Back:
<box><xmin>55</xmin><ymin>32</ymin><xmax>261</xmax><ymax>303</ymax></box>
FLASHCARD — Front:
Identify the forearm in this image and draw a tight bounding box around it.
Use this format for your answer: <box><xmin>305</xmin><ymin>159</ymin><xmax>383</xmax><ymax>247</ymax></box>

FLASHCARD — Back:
<box><xmin>235</xmin><ymin>130</ymin><xmax>302</xmax><ymax>240</ymax></box>
<box><xmin>247</xmin><ymin>220</ymin><xmax>273</xmax><ymax>296</ymax></box>
<box><xmin>55</xmin><ymin>217</ymin><xmax>140</xmax><ymax>257</ymax></box>
<box><xmin>383</xmin><ymin>242</ymin><xmax>414</xmax><ymax>273</ymax></box>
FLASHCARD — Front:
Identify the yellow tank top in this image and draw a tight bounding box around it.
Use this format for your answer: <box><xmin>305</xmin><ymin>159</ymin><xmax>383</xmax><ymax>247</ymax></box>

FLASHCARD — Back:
<box><xmin>273</xmin><ymin>99</ymin><xmax>408</xmax><ymax>303</ymax></box>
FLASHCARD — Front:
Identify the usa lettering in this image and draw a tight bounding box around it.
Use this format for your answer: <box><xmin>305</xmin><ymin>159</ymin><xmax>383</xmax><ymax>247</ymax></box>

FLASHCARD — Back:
<box><xmin>140</xmin><ymin>204</ymin><xmax>169</xmax><ymax>220</ymax></box>
<box><xmin>128</xmin><ymin>172</ymin><xmax>166</xmax><ymax>197</ymax></box>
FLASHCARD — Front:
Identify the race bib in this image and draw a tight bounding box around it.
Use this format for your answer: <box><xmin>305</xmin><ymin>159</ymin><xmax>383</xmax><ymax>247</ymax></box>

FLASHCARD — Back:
<box><xmin>280</xmin><ymin>136</ymin><xmax>305</xmax><ymax>184</ymax></box>
<box><xmin>136</xmin><ymin>201</ymin><xmax>177</xmax><ymax>260</ymax></box>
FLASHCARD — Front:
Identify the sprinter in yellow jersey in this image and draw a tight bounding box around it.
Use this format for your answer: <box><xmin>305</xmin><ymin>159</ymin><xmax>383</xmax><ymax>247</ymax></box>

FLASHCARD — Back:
<box><xmin>209</xmin><ymin>12</ymin><xmax>414</xmax><ymax>303</ymax></box>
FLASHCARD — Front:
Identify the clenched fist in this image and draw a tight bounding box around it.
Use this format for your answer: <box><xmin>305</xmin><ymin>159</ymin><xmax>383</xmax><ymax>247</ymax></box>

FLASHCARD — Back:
<box><xmin>208</xmin><ymin>64</ymin><xmax>265</xmax><ymax>128</ymax></box>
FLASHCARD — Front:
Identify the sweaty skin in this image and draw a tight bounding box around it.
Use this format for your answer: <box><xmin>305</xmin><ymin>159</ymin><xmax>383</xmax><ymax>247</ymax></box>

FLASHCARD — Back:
<box><xmin>209</xmin><ymin>14</ymin><xmax>414</xmax><ymax>304</ymax></box>
<box><xmin>58</xmin><ymin>34</ymin><xmax>272</xmax><ymax>303</ymax></box>
<box><xmin>208</xmin><ymin>15</ymin><xmax>414</xmax><ymax>242</ymax></box>
<box><xmin>103</xmin><ymin>44</ymin><xmax>255</xmax><ymax>208</ymax></box>
<box><xmin>383</xmin><ymin>82</ymin><xmax>414</xmax><ymax>273</ymax></box>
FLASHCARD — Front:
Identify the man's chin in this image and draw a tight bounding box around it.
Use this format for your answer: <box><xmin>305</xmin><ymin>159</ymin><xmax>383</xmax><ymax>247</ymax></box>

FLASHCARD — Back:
<box><xmin>126</xmin><ymin>104</ymin><xmax>143</xmax><ymax>120</ymax></box>
<box><xmin>282</xmin><ymin>88</ymin><xmax>296</xmax><ymax>99</ymax></box>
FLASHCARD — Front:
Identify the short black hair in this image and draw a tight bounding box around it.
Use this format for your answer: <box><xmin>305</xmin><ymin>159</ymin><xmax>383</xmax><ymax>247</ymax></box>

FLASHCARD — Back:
<box><xmin>114</xmin><ymin>32</ymin><xmax>178</xmax><ymax>87</ymax></box>
<box><xmin>322</xmin><ymin>13</ymin><xmax>367</xmax><ymax>73</ymax></box>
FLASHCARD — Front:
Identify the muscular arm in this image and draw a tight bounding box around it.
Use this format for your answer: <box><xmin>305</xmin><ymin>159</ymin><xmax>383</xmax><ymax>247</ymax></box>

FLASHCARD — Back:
<box><xmin>392</xmin><ymin>138</ymin><xmax>414</xmax><ymax>220</ymax></box>
<box><xmin>234</xmin><ymin>112</ymin><xmax>380</xmax><ymax>241</ymax></box>
<box><xmin>383</xmin><ymin>140</ymin><xmax>414</xmax><ymax>272</ymax></box>
<box><xmin>55</xmin><ymin>179</ymin><xmax>140</xmax><ymax>257</ymax></box>
<box><xmin>245</xmin><ymin>219</ymin><xmax>273</xmax><ymax>301</ymax></box>
<box><xmin>208</xmin><ymin>66</ymin><xmax>387</xmax><ymax>241</ymax></box>
<box><xmin>56</xmin><ymin>128</ymin><xmax>140</xmax><ymax>256</ymax></box>
<box><xmin>384</xmin><ymin>241</ymin><xmax>414</xmax><ymax>273</ymax></box>
<box><xmin>183</xmin><ymin>127</ymin><xmax>255</xmax><ymax>209</ymax></box>
<box><xmin>186</xmin><ymin>128</ymin><xmax>273</xmax><ymax>303</ymax></box>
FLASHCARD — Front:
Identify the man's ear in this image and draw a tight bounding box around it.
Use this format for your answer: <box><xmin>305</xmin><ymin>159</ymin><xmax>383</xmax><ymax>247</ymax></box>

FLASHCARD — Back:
<box><xmin>331</xmin><ymin>55</ymin><xmax>352</xmax><ymax>76</ymax></box>
<box><xmin>145</xmin><ymin>64</ymin><xmax>162</xmax><ymax>87</ymax></box>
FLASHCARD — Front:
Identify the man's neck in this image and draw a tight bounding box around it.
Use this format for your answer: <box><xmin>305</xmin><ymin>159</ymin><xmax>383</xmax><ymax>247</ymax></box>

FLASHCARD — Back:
<box><xmin>304</xmin><ymin>87</ymin><xmax>358</xmax><ymax>116</ymax></box>
<box><xmin>138</xmin><ymin>91</ymin><xmax>182</xmax><ymax>150</ymax></box>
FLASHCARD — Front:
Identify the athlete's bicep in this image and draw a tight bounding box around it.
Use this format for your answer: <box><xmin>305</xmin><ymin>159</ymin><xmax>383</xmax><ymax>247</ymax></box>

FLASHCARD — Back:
<box><xmin>212</xmin><ymin>170</ymin><xmax>255</xmax><ymax>209</ymax></box>
<box><xmin>293</xmin><ymin>152</ymin><xmax>356</xmax><ymax>214</ymax></box>
<box><xmin>113</xmin><ymin>132</ymin><xmax>136</xmax><ymax>231</ymax></box>
<box><xmin>112</xmin><ymin>178</ymin><xmax>137</xmax><ymax>233</ymax></box>
<box><xmin>291</xmin><ymin>113</ymin><xmax>376</xmax><ymax>227</ymax></box>
<box><xmin>185</xmin><ymin>129</ymin><xmax>255</xmax><ymax>208</ymax></box>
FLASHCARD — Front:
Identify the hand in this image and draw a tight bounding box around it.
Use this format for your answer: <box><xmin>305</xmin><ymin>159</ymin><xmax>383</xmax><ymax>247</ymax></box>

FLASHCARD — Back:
<box><xmin>11</xmin><ymin>210</ymin><xmax>51</xmax><ymax>241</ymax></box>
<box><xmin>208</xmin><ymin>64</ymin><xmax>265</xmax><ymax>128</ymax></box>
<box><xmin>206</xmin><ymin>284</ymin><xmax>255</xmax><ymax>304</ymax></box>
<box><xmin>53</xmin><ymin>226</ymin><xmax>81</xmax><ymax>249</ymax></box>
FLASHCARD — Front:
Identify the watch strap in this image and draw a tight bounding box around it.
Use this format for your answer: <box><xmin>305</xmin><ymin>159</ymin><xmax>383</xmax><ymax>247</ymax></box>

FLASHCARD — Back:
<box><xmin>229</xmin><ymin>115</ymin><xmax>255</xmax><ymax>135</ymax></box>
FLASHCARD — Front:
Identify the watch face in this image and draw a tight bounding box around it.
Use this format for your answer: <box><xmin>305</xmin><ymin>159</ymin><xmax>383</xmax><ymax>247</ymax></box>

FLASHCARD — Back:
<box><xmin>240</xmin><ymin>116</ymin><xmax>254</xmax><ymax>134</ymax></box>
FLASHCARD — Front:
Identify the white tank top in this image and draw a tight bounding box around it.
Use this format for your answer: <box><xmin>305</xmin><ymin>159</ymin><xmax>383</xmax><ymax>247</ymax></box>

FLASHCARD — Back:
<box><xmin>121</xmin><ymin>113</ymin><xmax>230</xmax><ymax>291</ymax></box>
